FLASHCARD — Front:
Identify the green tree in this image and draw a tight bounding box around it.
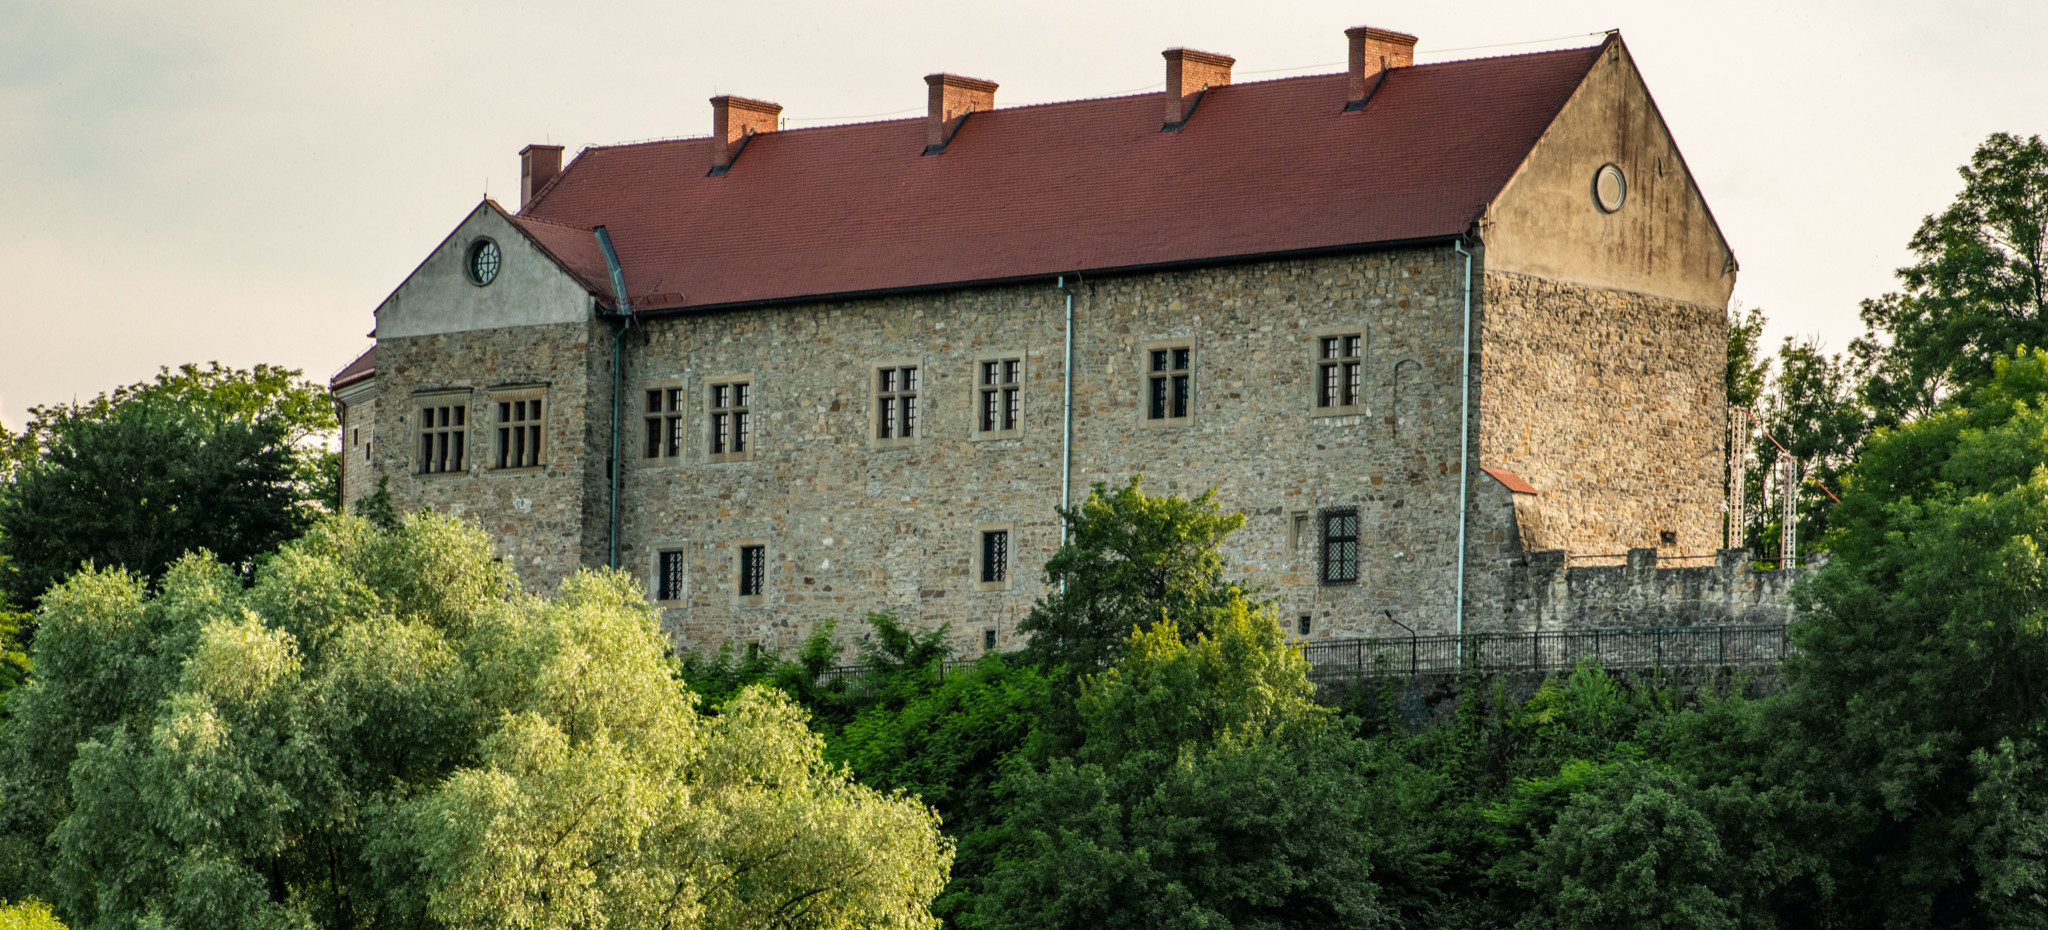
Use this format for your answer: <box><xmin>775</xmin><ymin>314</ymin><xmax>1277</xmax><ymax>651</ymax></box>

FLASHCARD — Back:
<box><xmin>0</xmin><ymin>363</ymin><xmax>337</xmax><ymax>615</ymax></box>
<box><xmin>1855</xmin><ymin>132</ymin><xmax>2048</xmax><ymax>428</ymax></box>
<box><xmin>0</xmin><ymin>897</ymin><xmax>65</xmax><ymax>930</ymax></box>
<box><xmin>0</xmin><ymin>513</ymin><xmax>950</xmax><ymax>930</ymax></box>
<box><xmin>1753</xmin><ymin>347</ymin><xmax>2048</xmax><ymax>926</ymax></box>
<box><xmin>1017</xmin><ymin>476</ymin><xmax>1249</xmax><ymax>675</ymax></box>
<box><xmin>1727</xmin><ymin>305</ymin><xmax>1771</xmax><ymax>412</ymax></box>
<box><xmin>1743</xmin><ymin>337</ymin><xmax>1867</xmax><ymax>558</ymax></box>
<box><xmin>970</xmin><ymin>597</ymin><xmax>1389</xmax><ymax>930</ymax></box>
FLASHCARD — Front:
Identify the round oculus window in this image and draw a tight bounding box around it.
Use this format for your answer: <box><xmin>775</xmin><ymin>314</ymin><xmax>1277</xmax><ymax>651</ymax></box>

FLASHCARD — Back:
<box><xmin>1593</xmin><ymin>164</ymin><xmax>1627</xmax><ymax>213</ymax></box>
<box><xmin>466</xmin><ymin>239</ymin><xmax>501</xmax><ymax>286</ymax></box>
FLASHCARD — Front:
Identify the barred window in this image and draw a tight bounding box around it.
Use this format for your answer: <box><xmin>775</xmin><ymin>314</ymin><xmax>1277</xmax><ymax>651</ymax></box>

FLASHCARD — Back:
<box><xmin>739</xmin><ymin>545</ymin><xmax>766</xmax><ymax>597</ymax></box>
<box><xmin>416</xmin><ymin>397</ymin><xmax>467</xmax><ymax>474</ymax></box>
<box><xmin>709</xmin><ymin>380</ymin><xmax>752</xmax><ymax>462</ymax></box>
<box><xmin>494</xmin><ymin>394</ymin><xmax>544</xmax><ymax>469</ymax></box>
<box><xmin>978</xmin><ymin>358</ymin><xmax>1022</xmax><ymax>435</ymax></box>
<box><xmin>644</xmin><ymin>387</ymin><xmax>684</xmax><ymax>461</ymax></box>
<box><xmin>1320</xmin><ymin>507</ymin><xmax>1360</xmax><ymax>585</ymax></box>
<box><xmin>1147</xmin><ymin>345</ymin><xmax>1192</xmax><ymax>422</ymax></box>
<box><xmin>981</xmin><ymin>529</ymin><xmax>1009</xmax><ymax>584</ymax></box>
<box><xmin>1316</xmin><ymin>334</ymin><xmax>1363</xmax><ymax>412</ymax></box>
<box><xmin>877</xmin><ymin>366</ymin><xmax>919</xmax><ymax>441</ymax></box>
<box><xmin>656</xmin><ymin>550</ymin><xmax>686</xmax><ymax>601</ymax></box>
<box><xmin>983</xmin><ymin>628</ymin><xmax>997</xmax><ymax>652</ymax></box>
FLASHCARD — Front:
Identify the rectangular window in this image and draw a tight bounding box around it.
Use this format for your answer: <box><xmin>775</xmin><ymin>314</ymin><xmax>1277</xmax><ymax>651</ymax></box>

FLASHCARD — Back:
<box><xmin>1320</xmin><ymin>507</ymin><xmax>1360</xmax><ymax>585</ymax></box>
<box><xmin>984</xmin><ymin>629</ymin><xmax>997</xmax><ymax>653</ymax></box>
<box><xmin>415</xmin><ymin>397</ymin><xmax>467</xmax><ymax>474</ymax></box>
<box><xmin>493</xmin><ymin>394</ymin><xmax>544</xmax><ymax>469</ymax></box>
<box><xmin>738</xmin><ymin>545</ymin><xmax>766</xmax><ymax>597</ymax></box>
<box><xmin>876</xmin><ymin>366</ymin><xmax>919</xmax><ymax>442</ymax></box>
<box><xmin>708</xmin><ymin>380</ymin><xmax>752</xmax><ymax>462</ymax></box>
<box><xmin>656</xmin><ymin>550</ymin><xmax>686</xmax><ymax>601</ymax></box>
<box><xmin>1146</xmin><ymin>345</ymin><xmax>1192</xmax><ymax>422</ymax></box>
<box><xmin>1316</xmin><ymin>334</ymin><xmax>1364</xmax><ymax>413</ymax></box>
<box><xmin>1299</xmin><ymin>614</ymin><xmax>1313</xmax><ymax>636</ymax></box>
<box><xmin>977</xmin><ymin>358</ymin><xmax>1022</xmax><ymax>435</ymax></box>
<box><xmin>643</xmin><ymin>387</ymin><xmax>684</xmax><ymax>461</ymax></box>
<box><xmin>981</xmin><ymin>529</ymin><xmax>1009</xmax><ymax>584</ymax></box>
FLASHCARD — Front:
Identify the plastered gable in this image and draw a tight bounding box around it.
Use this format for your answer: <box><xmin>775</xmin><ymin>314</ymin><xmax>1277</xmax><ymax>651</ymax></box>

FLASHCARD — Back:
<box><xmin>1480</xmin><ymin>38</ymin><xmax>1735</xmax><ymax>307</ymax></box>
<box><xmin>374</xmin><ymin>201</ymin><xmax>595</xmax><ymax>339</ymax></box>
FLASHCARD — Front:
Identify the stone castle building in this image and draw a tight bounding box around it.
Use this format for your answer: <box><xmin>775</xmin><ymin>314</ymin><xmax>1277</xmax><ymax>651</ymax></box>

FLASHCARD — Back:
<box><xmin>331</xmin><ymin>27</ymin><xmax>1747</xmax><ymax>657</ymax></box>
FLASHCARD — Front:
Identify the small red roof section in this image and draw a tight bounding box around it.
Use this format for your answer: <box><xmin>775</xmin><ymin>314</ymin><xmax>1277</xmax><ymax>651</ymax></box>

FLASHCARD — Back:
<box><xmin>330</xmin><ymin>346</ymin><xmax>376</xmax><ymax>391</ymax></box>
<box><xmin>517</xmin><ymin>42</ymin><xmax>1606</xmax><ymax>312</ymax></box>
<box><xmin>1482</xmin><ymin>466</ymin><xmax>1539</xmax><ymax>495</ymax></box>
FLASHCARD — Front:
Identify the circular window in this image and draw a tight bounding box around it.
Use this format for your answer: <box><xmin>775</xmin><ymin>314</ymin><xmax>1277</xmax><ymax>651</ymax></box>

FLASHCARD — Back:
<box><xmin>466</xmin><ymin>239</ymin><xmax>501</xmax><ymax>286</ymax></box>
<box><xmin>1593</xmin><ymin>164</ymin><xmax>1627</xmax><ymax>213</ymax></box>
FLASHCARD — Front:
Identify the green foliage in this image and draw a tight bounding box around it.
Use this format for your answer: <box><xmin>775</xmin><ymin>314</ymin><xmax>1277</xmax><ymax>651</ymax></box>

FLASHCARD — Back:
<box><xmin>1856</xmin><ymin>132</ymin><xmax>2048</xmax><ymax>428</ymax></box>
<box><xmin>0</xmin><ymin>513</ymin><xmax>950</xmax><ymax>930</ymax></box>
<box><xmin>969</xmin><ymin>597</ymin><xmax>1390</xmax><ymax>930</ymax></box>
<box><xmin>1017</xmin><ymin>475</ymin><xmax>1250</xmax><ymax>675</ymax></box>
<box><xmin>0</xmin><ymin>897</ymin><xmax>64</xmax><ymax>930</ymax></box>
<box><xmin>0</xmin><ymin>363</ymin><xmax>338</xmax><ymax>615</ymax></box>
<box><xmin>1727</xmin><ymin>304</ymin><xmax>1770</xmax><ymax>411</ymax></box>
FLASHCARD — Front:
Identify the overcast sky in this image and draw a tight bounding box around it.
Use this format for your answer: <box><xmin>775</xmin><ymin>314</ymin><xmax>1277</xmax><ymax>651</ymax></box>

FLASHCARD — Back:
<box><xmin>3</xmin><ymin>0</ymin><xmax>2043</xmax><ymax>430</ymax></box>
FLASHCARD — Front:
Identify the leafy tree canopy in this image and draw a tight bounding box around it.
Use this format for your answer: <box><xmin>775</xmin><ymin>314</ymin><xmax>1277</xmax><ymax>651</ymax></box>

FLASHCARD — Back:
<box><xmin>970</xmin><ymin>597</ymin><xmax>1389</xmax><ymax>930</ymax></box>
<box><xmin>0</xmin><ymin>513</ymin><xmax>950</xmax><ymax>930</ymax></box>
<box><xmin>1855</xmin><ymin>132</ymin><xmax>2048</xmax><ymax>427</ymax></box>
<box><xmin>0</xmin><ymin>363</ymin><xmax>336</xmax><ymax>613</ymax></box>
<box><xmin>1017</xmin><ymin>476</ymin><xmax>1249</xmax><ymax>675</ymax></box>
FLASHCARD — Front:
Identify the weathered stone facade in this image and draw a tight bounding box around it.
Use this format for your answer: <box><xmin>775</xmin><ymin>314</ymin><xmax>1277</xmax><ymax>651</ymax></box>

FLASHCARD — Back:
<box><xmin>333</xmin><ymin>29</ymin><xmax>1777</xmax><ymax>658</ymax></box>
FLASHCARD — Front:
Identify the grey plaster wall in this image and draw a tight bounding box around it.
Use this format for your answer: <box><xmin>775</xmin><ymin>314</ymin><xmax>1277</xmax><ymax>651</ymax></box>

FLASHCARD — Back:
<box><xmin>1481</xmin><ymin>40</ymin><xmax>1736</xmax><ymax>308</ymax></box>
<box><xmin>374</xmin><ymin>202</ymin><xmax>593</xmax><ymax>339</ymax></box>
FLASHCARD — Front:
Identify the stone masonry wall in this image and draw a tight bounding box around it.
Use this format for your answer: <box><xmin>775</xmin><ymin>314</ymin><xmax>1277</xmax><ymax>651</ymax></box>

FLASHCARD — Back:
<box><xmin>365</xmin><ymin>320</ymin><xmax>605</xmax><ymax>595</ymax></box>
<box><xmin>617</xmin><ymin>247</ymin><xmax>1481</xmax><ymax>657</ymax></box>
<box><xmin>338</xmin><ymin>393</ymin><xmax>380</xmax><ymax>507</ymax></box>
<box><xmin>1476</xmin><ymin>270</ymin><xmax>1726</xmax><ymax>560</ymax></box>
<box><xmin>1503</xmin><ymin>546</ymin><xmax>1803</xmax><ymax>630</ymax></box>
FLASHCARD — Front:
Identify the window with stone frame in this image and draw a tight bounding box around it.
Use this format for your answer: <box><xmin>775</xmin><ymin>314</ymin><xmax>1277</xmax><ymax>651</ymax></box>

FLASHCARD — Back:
<box><xmin>415</xmin><ymin>393</ymin><xmax>468</xmax><ymax>475</ymax></box>
<box><xmin>492</xmin><ymin>388</ymin><xmax>545</xmax><ymax>470</ymax></box>
<box><xmin>707</xmin><ymin>379</ymin><xmax>753</xmax><ymax>463</ymax></box>
<box><xmin>738</xmin><ymin>544</ymin><xmax>767</xmax><ymax>598</ymax></box>
<box><xmin>981</xmin><ymin>529</ymin><xmax>1009</xmax><ymax>583</ymax></box>
<box><xmin>976</xmin><ymin>357</ymin><xmax>1022</xmax><ymax>437</ymax></box>
<box><xmin>875</xmin><ymin>365</ymin><xmax>920</xmax><ymax>443</ymax></box>
<box><xmin>643</xmin><ymin>386</ymin><xmax>685</xmax><ymax>461</ymax></box>
<box><xmin>655</xmin><ymin>550</ymin><xmax>686</xmax><ymax>602</ymax></box>
<box><xmin>1314</xmin><ymin>333</ymin><xmax>1364</xmax><ymax>414</ymax></box>
<box><xmin>1319</xmin><ymin>507</ymin><xmax>1360</xmax><ymax>585</ymax></box>
<box><xmin>1145</xmin><ymin>344</ymin><xmax>1193</xmax><ymax>423</ymax></box>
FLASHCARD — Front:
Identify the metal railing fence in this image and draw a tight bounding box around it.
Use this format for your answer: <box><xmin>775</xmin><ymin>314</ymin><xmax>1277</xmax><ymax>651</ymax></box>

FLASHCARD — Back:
<box><xmin>1298</xmin><ymin>624</ymin><xmax>1792</xmax><ymax>681</ymax></box>
<box><xmin>805</xmin><ymin>624</ymin><xmax>1792</xmax><ymax>689</ymax></box>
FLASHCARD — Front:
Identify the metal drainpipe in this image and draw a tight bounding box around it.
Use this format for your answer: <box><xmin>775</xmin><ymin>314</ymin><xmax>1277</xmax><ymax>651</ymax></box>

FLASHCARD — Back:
<box><xmin>595</xmin><ymin>226</ymin><xmax>633</xmax><ymax>569</ymax></box>
<box><xmin>1452</xmin><ymin>239</ymin><xmax>1474</xmax><ymax>655</ymax></box>
<box><xmin>1059</xmin><ymin>276</ymin><xmax>1075</xmax><ymax>522</ymax></box>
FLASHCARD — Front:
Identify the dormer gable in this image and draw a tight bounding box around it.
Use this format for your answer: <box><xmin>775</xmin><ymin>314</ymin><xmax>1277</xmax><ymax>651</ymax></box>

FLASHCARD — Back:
<box><xmin>374</xmin><ymin>200</ymin><xmax>604</xmax><ymax>339</ymax></box>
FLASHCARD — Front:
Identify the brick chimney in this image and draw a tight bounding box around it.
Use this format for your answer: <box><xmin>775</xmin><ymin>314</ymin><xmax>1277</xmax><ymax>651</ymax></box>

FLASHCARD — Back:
<box><xmin>518</xmin><ymin>144</ymin><xmax>563</xmax><ymax>209</ymax></box>
<box><xmin>709</xmin><ymin>95</ymin><xmax>782</xmax><ymax>176</ymax></box>
<box><xmin>924</xmin><ymin>73</ymin><xmax>997</xmax><ymax>154</ymax></box>
<box><xmin>1161</xmin><ymin>48</ymin><xmax>1234</xmax><ymax>131</ymax></box>
<box><xmin>1346</xmin><ymin>26</ymin><xmax>1417</xmax><ymax>109</ymax></box>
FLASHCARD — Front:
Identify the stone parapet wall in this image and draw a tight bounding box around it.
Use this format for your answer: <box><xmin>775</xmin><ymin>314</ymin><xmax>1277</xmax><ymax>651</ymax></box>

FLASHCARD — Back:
<box><xmin>1502</xmin><ymin>547</ymin><xmax>1803</xmax><ymax>630</ymax></box>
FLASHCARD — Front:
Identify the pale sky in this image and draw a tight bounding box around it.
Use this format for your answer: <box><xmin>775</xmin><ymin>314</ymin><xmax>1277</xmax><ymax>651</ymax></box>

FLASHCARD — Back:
<box><xmin>3</xmin><ymin>0</ymin><xmax>2044</xmax><ymax>431</ymax></box>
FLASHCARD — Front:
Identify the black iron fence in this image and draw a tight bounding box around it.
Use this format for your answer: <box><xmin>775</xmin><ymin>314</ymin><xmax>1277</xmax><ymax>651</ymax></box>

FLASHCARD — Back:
<box><xmin>806</xmin><ymin>625</ymin><xmax>1793</xmax><ymax>688</ymax></box>
<box><xmin>1299</xmin><ymin>624</ymin><xmax>1792</xmax><ymax>681</ymax></box>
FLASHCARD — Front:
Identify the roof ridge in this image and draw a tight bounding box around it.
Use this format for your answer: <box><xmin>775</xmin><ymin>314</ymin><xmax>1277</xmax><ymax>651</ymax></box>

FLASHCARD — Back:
<box><xmin>507</xmin><ymin>212</ymin><xmax>591</xmax><ymax>231</ymax></box>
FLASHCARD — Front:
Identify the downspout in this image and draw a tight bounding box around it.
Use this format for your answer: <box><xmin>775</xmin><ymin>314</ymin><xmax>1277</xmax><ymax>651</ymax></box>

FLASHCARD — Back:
<box><xmin>595</xmin><ymin>226</ymin><xmax>632</xmax><ymax>570</ymax></box>
<box><xmin>1452</xmin><ymin>239</ymin><xmax>1474</xmax><ymax>655</ymax></box>
<box><xmin>1058</xmin><ymin>276</ymin><xmax>1075</xmax><ymax>523</ymax></box>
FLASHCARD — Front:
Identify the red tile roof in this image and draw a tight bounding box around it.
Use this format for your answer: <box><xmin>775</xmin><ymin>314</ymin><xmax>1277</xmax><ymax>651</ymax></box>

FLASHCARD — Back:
<box><xmin>1482</xmin><ymin>466</ymin><xmax>1540</xmax><ymax>495</ymax></box>
<box><xmin>331</xmin><ymin>346</ymin><xmax>376</xmax><ymax>390</ymax></box>
<box><xmin>516</xmin><ymin>42</ymin><xmax>1607</xmax><ymax>312</ymax></box>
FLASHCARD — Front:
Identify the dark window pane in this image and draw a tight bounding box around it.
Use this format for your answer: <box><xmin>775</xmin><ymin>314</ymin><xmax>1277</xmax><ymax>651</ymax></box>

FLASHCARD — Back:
<box><xmin>740</xmin><ymin>546</ymin><xmax>765</xmax><ymax>596</ymax></box>
<box><xmin>1172</xmin><ymin>347</ymin><xmax>1190</xmax><ymax>371</ymax></box>
<box><xmin>734</xmin><ymin>411</ymin><xmax>749</xmax><ymax>452</ymax></box>
<box><xmin>982</xmin><ymin>530</ymin><xmax>1009</xmax><ymax>583</ymax></box>
<box><xmin>880</xmin><ymin>398</ymin><xmax>895</xmax><ymax>438</ymax></box>
<box><xmin>1149</xmin><ymin>377</ymin><xmax>1167</xmax><ymax>419</ymax></box>
<box><xmin>1004</xmin><ymin>359</ymin><xmax>1020</xmax><ymax>384</ymax></box>
<box><xmin>1004</xmin><ymin>388</ymin><xmax>1019</xmax><ymax>431</ymax></box>
<box><xmin>903</xmin><ymin>396</ymin><xmax>916</xmax><ymax>436</ymax></box>
<box><xmin>1172</xmin><ymin>374</ymin><xmax>1189</xmax><ymax>418</ymax></box>
<box><xmin>734</xmin><ymin>382</ymin><xmax>749</xmax><ymax>407</ymax></box>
